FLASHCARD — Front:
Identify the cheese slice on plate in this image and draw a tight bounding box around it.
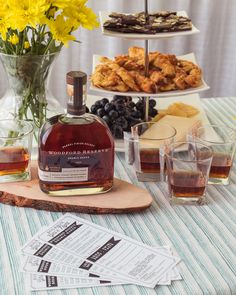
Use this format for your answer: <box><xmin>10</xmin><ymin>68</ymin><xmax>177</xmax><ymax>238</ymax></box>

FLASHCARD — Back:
<box><xmin>140</xmin><ymin>115</ymin><xmax>201</xmax><ymax>147</ymax></box>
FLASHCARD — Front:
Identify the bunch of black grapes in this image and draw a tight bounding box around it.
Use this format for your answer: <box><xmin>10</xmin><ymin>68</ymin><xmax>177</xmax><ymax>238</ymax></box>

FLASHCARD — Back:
<box><xmin>89</xmin><ymin>96</ymin><xmax>158</xmax><ymax>139</ymax></box>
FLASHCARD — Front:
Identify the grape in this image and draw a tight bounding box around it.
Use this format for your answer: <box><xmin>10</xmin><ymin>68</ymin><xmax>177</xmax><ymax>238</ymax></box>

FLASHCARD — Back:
<box><xmin>113</xmin><ymin>95</ymin><xmax>126</xmax><ymax>101</ymax></box>
<box><xmin>113</xmin><ymin>98</ymin><xmax>125</xmax><ymax>105</ymax></box>
<box><xmin>127</xmin><ymin>101</ymin><xmax>135</xmax><ymax>109</ymax></box>
<box><xmin>104</xmin><ymin>103</ymin><xmax>115</xmax><ymax>113</ymax></box>
<box><xmin>97</xmin><ymin>108</ymin><xmax>106</xmax><ymax>117</ymax></box>
<box><xmin>126</xmin><ymin>96</ymin><xmax>132</xmax><ymax>102</ymax></box>
<box><xmin>94</xmin><ymin>100</ymin><xmax>102</xmax><ymax>107</ymax></box>
<box><xmin>135</xmin><ymin>100</ymin><xmax>144</xmax><ymax>111</ymax></box>
<box><xmin>149</xmin><ymin>99</ymin><xmax>156</xmax><ymax>108</ymax></box>
<box><xmin>115</xmin><ymin>104</ymin><xmax>126</xmax><ymax>115</ymax></box>
<box><xmin>90</xmin><ymin>104</ymin><xmax>98</xmax><ymax>114</ymax></box>
<box><xmin>111</xmin><ymin>124</ymin><xmax>123</xmax><ymax>139</ymax></box>
<box><xmin>131</xmin><ymin>110</ymin><xmax>142</xmax><ymax>118</ymax></box>
<box><xmin>149</xmin><ymin>108</ymin><xmax>158</xmax><ymax>117</ymax></box>
<box><xmin>123</xmin><ymin>109</ymin><xmax>131</xmax><ymax>118</ymax></box>
<box><xmin>102</xmin><ymin>115</ymin><xmax>110</xmax><ymax>125</ymax></box>
<box><xmin>100</xmin><ymin>98</ymin><xmax>109</xmax><ymax>107</ymax></box>
<box><xmin>109</xmin><ymin>110</ymin><xmax>119</xmax><ymax>120</ymax></box>
<box><xmin>116</xmin><ymin>116</ymin><xmax>128</xmax><ymax>129</ymax></box>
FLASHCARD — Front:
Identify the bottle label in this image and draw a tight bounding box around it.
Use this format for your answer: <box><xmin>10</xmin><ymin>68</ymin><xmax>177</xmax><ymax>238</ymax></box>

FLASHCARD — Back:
<box><xmin>38</xmin><ymin>167</ymin><xmax>88</xmax><ymax>182</ymax></box>
<box><xmin>38</xmin><ymin>149</ymin><xmax>113</xmax><ymax>183</ymax></box>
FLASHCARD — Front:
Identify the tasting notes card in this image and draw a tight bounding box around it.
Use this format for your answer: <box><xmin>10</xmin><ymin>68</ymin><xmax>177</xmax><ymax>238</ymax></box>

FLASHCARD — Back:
<box><xmin>20</xmin><ymin>214</ymin><xmax>181</xmax><ymax>291</ymax></box>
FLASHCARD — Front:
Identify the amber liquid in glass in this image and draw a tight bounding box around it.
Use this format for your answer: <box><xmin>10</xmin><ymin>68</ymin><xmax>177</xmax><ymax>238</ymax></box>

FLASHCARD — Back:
<box><xmin>140</xmin><ymin>149</ymin><xmax>160</xmax><ymax>173</ymax></box>
<box><xmin>210</xmin><ymin>153</ymin><xmax>232</xmax><ymax>179</ymax></box>
<box><xmin>170</xmin><ymin>171</ymin><xmax>206</xmax><ymax>198</ymax></box>
<box><xmin>0</xmin><ymin>147</ymin><xmax>29</xmax><ymax>176</ymax></box>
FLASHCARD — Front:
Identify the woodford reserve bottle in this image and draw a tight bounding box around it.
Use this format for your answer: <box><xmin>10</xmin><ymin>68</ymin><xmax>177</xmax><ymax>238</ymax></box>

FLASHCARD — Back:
<box><xmin>38</xmin><ymin>71</ymin><xmax>114</xmax><ymax>196</ymax></box>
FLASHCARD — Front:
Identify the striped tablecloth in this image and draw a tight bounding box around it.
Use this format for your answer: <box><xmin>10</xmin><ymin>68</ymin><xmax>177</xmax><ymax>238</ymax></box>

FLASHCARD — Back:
<box><xmin>0</xmin><ymin>97</ymin><xmax>236</xmax><ymax>295</ymax></box>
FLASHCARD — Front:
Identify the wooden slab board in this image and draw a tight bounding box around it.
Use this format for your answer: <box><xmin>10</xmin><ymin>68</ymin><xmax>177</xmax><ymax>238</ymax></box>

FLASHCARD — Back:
<box><xmin>0</xmin><ymin>162</ymin><xmax>153</xmax><ymax>214</ymax></box>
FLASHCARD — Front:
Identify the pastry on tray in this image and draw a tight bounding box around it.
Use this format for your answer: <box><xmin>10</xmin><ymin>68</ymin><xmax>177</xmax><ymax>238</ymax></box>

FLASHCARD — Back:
<box><xmin>103</xmin><ymin>11</ymin><xmax>192</xmax><ymax>34</ymax></box>
<box><xmin>91</xmin><ymin>47</ymin><xmax>203</xmax><ymax>94</ymax></box>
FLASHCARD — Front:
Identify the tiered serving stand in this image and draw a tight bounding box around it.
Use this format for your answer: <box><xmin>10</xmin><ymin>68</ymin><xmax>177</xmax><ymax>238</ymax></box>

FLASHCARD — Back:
<box><xmin>90</xmin><ymin>0</ymin><xmax>209</xmax><ymax>141</ymax></box>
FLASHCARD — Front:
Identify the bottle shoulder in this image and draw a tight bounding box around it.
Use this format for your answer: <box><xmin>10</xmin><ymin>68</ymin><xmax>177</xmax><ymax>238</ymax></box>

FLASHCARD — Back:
<box><xmin>59</xmin><ymin>113</ymin><xmax>97</xmax><ymax>125</ymax></box>
<box><xmin>40</xmin><ymin>113</ymin><xmax>101</xmax><ymax>132</ymax></box>
<box><xmin>39</xmin><ymin>113</ymin><xmax>114</xmax><ymax>149</ymax></box>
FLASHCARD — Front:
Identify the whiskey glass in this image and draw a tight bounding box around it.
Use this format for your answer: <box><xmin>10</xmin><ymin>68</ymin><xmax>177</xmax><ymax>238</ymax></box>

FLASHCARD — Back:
<box><xmin>127</xmin><ymin>122</ymin><xmax>176</xmax><ymax>182</ymax></box>
<box><xmin>188</xmin><ymin>124</ymin><xmax>236</xmax><ymax>185</ymax></box>
<box><xmin>160</xmin><ymin>141</ymin><xmax>213</xmax><ymax>205</ymax></box>
<box><xmin>0</xmin><ymin>119</ymin><xmax>33</xmax><ymax>182</ymax></box>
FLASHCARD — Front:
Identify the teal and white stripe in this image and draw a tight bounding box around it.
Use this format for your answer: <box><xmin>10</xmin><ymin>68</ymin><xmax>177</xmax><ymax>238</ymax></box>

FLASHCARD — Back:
<box><xmin>0</xmin><ymin>97</ymin><xmax>236</xmax><ymax>295</ymax></box>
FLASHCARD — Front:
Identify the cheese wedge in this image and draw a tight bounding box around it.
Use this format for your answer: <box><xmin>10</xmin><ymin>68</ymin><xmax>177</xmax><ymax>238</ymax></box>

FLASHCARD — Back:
<box><xmin>140</xmin><ymin>115</ymin><xmax>201</xmax><ymax>147</ymax></box>
<box><xmin>152</xmin><ymin>102</ymin><xmax>200</xmax><ymax>122</ymax></box>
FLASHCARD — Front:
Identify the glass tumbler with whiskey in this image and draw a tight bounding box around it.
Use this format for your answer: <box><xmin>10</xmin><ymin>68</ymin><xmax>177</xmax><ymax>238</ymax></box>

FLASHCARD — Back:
<box><xmin>160</xmin><ymin>141</ymin><xmax>213</xmax><ymax>205</ymax></box>
<box><xmin>128</xmin><ymin>122</ymin><xmax>176</xmax><ymax>182</ymax></box>
<box><xmin>38</xmin><ymin>71</ymin><xmax>114</xmax><ymax>196</ymax></box>
<box><xmin>188</xmin><ymin>124</ymin><xmax>236</xmax><ymax>185</ymax></box>
<box><xmin>0</xmin><ymin>119</ymin><xmax>33</xmax><ymax>182</ymax></box>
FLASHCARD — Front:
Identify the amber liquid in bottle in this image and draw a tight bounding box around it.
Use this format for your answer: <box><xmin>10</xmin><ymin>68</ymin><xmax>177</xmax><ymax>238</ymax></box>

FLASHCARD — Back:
<box><xmin>39</xmin><ymin>115</ymin><xmax>114</xmax><ymax>195</ymax></box>
<box><xmin>0</xmin><ymin>147</ymin><xmax>29</xmax><ymax>176</ymax></box>
<box><xmin>38</xmin><ymin>71</ymin><xmax>114</xmax><ymax>196</ymax></box>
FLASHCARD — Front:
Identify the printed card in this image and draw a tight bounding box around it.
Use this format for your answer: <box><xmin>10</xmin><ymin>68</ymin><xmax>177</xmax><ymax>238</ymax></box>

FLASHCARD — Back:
<box><xmin>21</xmin><ymin>214</ymin><xmax>182</xmax><ymax>290</ymax></box>
<box><xmin>36</xmin><ymin>214</ymin><xmax>177</xmax><ymax>288</ymax></box>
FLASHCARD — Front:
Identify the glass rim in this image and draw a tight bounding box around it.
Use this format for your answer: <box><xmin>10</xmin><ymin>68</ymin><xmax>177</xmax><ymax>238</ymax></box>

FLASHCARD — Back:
<box><xmin>0</xmin><ymin>51</ymin><xmax>59</xmax><ymax>58</ymax></box>
<box><xmin>0</xmin><ymin>119</ymin><xmax>34</xmax><ymax>139</ymax></box>
<box><xmin>131</xmin><ymin>122</ymin><xmax>177</xmax><ymax>141</ymax></box>
<box><xmin>195</xmin><ymin>124</ymin><xmax>236</xmax><ymax>145</ymax></box>
<box><xmin>165</xmin><ymin>141</ymin><xmax>213</xmax><ymax>163</ymax></box>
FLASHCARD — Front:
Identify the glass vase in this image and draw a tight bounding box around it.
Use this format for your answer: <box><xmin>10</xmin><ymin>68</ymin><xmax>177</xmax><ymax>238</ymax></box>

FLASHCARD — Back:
<box><xmin>0</xmin><ymin>52</ymin><xmax>63</xmax><ymax>134</ymax></box>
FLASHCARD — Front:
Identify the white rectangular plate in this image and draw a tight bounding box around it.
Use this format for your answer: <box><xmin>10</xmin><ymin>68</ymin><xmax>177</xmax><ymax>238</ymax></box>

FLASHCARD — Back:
<box><xmin>90</xmin><ymin>53</ymin><xmax>210</xmax><ymax>98</ymax></box>
<box><xmin>86</xmin><ymin>94</ymin><xmax>216</xmax><ymax>152</ymax></box>
<box><xmin>99</xmin><ymin>11</ymin><xmax>200</xmax><ymax>40</ymax></box>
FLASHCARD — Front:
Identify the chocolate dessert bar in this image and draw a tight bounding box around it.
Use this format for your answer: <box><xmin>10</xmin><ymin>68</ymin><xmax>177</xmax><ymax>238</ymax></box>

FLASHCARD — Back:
<box><xmin>103</xmin><ymin>11</ymin><xmax>192</xmax><ymax>34</ymax></box>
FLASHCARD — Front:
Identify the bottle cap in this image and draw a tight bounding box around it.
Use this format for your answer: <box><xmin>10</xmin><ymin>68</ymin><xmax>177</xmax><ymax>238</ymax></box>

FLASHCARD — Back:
<box><xmin>66</xmin><ymin>71</ymin><xmax>87</xmax><ymax>85</ymax></box>
<box><xmin>66</xmin><ymin>71</ymin><xmax>87</xmax><ymax>115</ymax></box>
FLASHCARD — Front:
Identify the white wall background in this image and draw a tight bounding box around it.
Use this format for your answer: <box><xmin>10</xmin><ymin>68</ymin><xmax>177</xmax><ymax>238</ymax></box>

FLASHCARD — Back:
<box><xmin>0</xmin><ymin>0</ymin><xmax>236</xmax><ymax>106</ymax></box>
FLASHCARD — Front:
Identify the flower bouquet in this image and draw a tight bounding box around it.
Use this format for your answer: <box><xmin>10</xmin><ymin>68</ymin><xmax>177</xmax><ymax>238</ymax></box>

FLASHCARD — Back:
<box><xmin>0</xmin><ymin>0</ymin><xmax>98</xmax><ymax>131</ymax></box>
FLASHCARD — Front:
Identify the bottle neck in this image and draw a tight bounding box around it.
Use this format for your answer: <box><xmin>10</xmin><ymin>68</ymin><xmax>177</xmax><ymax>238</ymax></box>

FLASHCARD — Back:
<box><xmin>66</xmin><ymin>83</ymin><xmax>87</xmax><ymax>116</ymax></box>
<box><xmin>67</xmin><ymin>104</ymin><xmax>86</xmax><ymax>116</ymax></box>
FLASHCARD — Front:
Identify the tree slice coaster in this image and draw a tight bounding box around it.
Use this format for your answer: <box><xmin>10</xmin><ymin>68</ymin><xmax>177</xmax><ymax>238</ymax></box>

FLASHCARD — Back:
<box><xmin>0</xmin><ymin>162</ymin><xmax>153</xmax><ymax>214</ymax></box>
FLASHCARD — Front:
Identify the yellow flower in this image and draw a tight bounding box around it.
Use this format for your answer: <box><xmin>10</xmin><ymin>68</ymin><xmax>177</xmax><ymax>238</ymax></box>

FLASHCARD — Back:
<box><xmin>63</xmin><ymin>1</ymin><xmax>99</xmax><ymax>30</ymax></box>
<box><xmin>7</xmin><ymin>0</ymin><xmax>50</xmax><ymax>31</ymax></box>
<box><xmin>24</xmin><ymin>41</ymin><xmax>30</xmax><ymax>49</ymax></box>
<box><xmin>47</xmin><ymin>15</ymin><xmax>76</xmax><ymax>46</ymax></box>
<box><xmin>9</xmin><ymin>33</ymin><xmax>19</xmax><ymax>45</ymax></box>
<box><xmin>0</xmin><ymin>1</ymin><xmax>9</xmax><ymax>40</ymax></box>
<box><xmin>0</xmin><ymin>19</ymin><xmax>8</xmax><ymax>41</ymax></box>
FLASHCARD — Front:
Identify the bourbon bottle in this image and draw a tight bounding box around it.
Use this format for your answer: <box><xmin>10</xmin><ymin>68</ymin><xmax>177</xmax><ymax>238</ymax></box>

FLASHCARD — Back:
<box><xmin>38</xmin><ymin>71</ymin><xmax>114</xmax><ymax>196</ymax></box>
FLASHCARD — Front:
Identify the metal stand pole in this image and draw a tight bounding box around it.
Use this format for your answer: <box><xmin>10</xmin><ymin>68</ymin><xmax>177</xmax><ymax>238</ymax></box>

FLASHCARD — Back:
<box><xmin>143</xmin><ymin>0</ymin><xmax>150</xmax><ymax>122</ymax></box>
<box><xmin>144</xmin><ymin>0</ymin><xmax>149</xmax><ymax>21</ymax></box>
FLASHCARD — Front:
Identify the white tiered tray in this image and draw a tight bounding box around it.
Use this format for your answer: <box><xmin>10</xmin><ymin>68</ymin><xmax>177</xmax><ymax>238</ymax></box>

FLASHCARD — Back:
<box><xmin>90</xmin><ymin>53</ymin><xmax>210</xmax><ymax>98</ymax></box>
<box><xmin>99</xmin><ymin>11</ymin><xmax>200</xmax><ymax>40</ymax></box>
